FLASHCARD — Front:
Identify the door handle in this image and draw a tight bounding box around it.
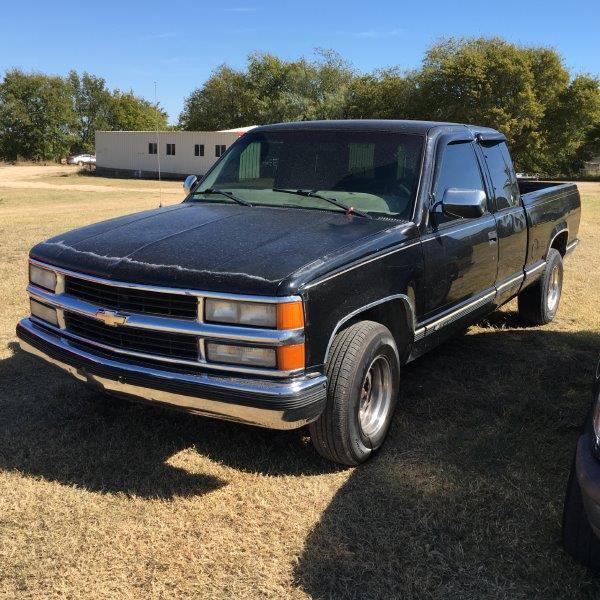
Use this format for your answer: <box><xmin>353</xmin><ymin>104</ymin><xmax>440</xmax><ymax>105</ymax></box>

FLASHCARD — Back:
<box><xmin>488</xmin><ymin>231</ymin><xmax>498</xmax><ymax>244</ymax></box>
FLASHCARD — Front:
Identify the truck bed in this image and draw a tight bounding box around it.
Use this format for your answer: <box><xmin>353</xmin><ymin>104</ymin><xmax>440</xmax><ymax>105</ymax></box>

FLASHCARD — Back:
<box><xmin>519</xmin><ymin>181</ymin><xmax>581</xmax><ymax>268</ymax></box>
<box><xmin>518</xmin><ymin>180</ymin><xmax>573</xmax><ymax>197</ymax></box>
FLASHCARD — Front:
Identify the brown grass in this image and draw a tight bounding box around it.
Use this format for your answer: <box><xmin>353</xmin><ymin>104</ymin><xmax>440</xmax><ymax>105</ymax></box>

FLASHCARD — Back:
<box><xmin>0</xmin><ymin>168</ymin><xmax>599</xmax><ymax>598</ymax></box>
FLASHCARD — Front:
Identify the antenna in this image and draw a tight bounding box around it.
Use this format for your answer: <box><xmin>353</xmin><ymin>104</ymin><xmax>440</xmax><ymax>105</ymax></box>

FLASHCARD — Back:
<box><xmin>154</xmin><ymin>81</ymin><xmax>163</xmax><ymax>208</ymax></box>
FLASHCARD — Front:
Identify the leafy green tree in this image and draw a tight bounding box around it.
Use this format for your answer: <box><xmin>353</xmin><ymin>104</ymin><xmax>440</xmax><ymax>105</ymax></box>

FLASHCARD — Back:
<box><xmin>179</xmin><ymin>65</ymin><xmax>258</xmax><ymax>130</ymax></box>
<box><xmin>413</xmin><ymin>38</ymin><xmax>546</xmax><ymax>171</ymax></box>
<box><xmin>541</xmin><ymin>74</ymin><xmax>600</xmax><ymax>175</ymax></box>
<box><xmin>0</xmin><ymin>69</ymin><xmax>168</xmax><ymax>160</ymax></box>
<box><xmin>179</xmin><ymin>50</ymin><xmax>354</xmax><ymax>129</ymax></box>
<box><xmin>68</xmin><ymin>71</ymin><xmax>113</xmax><ymax>153</ymax></box>
<box><xmin>0</xmin><ymin>69</ymin><xmax>76</xmax><ymax>160</ymax></box>
<box><xmin>109</xmin><ymin>91</ymin><xmax>167</xmax><ymax>131</ymax></box>
<box><xmin>345</xmin><ymin>69</ymin><xmax>416</xmax><ymax>119</ymax></box>
<box><xmin>1</xmin><ymin>40</ymin><xmax>597</xmax><ymax>175</ymax></box>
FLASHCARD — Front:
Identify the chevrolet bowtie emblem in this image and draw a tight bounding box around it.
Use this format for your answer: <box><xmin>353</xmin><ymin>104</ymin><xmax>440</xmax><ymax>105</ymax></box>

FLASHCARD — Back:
<box><xmin>95</xmin><ymin>310</ymin><xmax>128</xmax><ymax>327</ymax></box>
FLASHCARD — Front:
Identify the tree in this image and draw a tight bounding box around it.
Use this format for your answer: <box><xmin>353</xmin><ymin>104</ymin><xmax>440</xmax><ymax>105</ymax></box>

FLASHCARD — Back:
<box><xmin>1</xmin><ymin>41</ymin><xmax>597</xmax><ymax>175</ymax></box>
<box><xmin>345</xmin><ymin>69</ymin><xmax>416</xmax><ymax>119</ymax></box>
<box><xmin>179</xmin><ymin>49</ymin><xmax>354</xmax><ymax>129</ymax></box>
<box><xmin>541</xmin><ymin>74</ymin><xmax>600</xmax><ymax>175</ymax></box>
<box><xmin>68</xmin><ymin>71</ymin><xmax>113</xmax><ymax>153</ymax></box>
<box><xmin>0</xmin><ymin>69</ymin><xmax>76</xmax><ymax>161</ymax></box>
<box><xmin>0</xmin><ymin>69</ymin><xmax>169</xmax><ymax>161</ymax></box>
<box><xmin>109</xmin><ymin>91</ymin><xmax>167</xmax><ymax>131</ymax></box>
<box><xmin>413</xmin><ymin>38</ymin><xmax>546</xmax><ymax>171</ymax></box>
<box><xmin>179</xmin><ymin>65</ymin><xmax>258</xmax><ymax>130</ymax></box>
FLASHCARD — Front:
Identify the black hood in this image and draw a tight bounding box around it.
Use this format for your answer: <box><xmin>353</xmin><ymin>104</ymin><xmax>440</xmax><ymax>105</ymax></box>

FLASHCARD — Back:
<box><xmin>31</xmin><ymin>202</ymin><xmax>414</xmax><ymax>295</ymax></box>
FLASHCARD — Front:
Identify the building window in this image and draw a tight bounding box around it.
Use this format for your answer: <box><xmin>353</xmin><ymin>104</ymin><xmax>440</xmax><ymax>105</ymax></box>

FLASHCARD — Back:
<box><xmin>166</xmin><ymin>143</ymin><xmax>176</xmax><ymax>156</ymax></box>
<box><xmin>148</xmin><ymin>142</ymin><xmax>157</xmax><ymax>154</ymax></box>
<box><xmin>194</xmin><ymin>144</ymin><xmax>204</xmax><ymax>157</ymax></box>
<box><xmin>215</xmin><ymin>144</ymin><xmax>226</xmax><ymax>157</ymax></box>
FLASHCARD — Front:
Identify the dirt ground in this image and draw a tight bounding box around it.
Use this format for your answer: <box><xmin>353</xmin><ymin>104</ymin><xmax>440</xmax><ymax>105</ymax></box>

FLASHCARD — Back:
<box><xmin>0</xmin><ymin>168</ymin><xmax>599</xmax><ymax>599</ymax></box>
<box><xmin>0</xmin><ymin>164</ymin><xmax>182</xmax><ymax>194</ymax></box>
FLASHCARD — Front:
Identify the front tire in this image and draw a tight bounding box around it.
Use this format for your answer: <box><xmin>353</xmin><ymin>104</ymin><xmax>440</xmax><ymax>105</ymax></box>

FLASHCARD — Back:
<box><xmin>309</xmin><ymin>321</ymin><xmax>400</xmax><ymax>466</ymax></box>
<box><xmin>518</xmin><ymin>248</ymin><xmax>563</xmax><ymax>325</ymax></box>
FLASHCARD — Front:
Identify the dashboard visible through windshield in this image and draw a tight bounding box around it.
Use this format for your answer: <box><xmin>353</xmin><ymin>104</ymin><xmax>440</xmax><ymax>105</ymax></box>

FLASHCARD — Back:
<box><xmin>192</xmin><ymin>129</ymin><xmax>424</xmax><ymax>219</ymax></box>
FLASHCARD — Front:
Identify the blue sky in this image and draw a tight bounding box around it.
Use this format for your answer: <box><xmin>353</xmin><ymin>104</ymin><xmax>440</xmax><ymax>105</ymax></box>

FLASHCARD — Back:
<box><xmin>2</xmin><ymin>0</ymin><xmax>598</xmax><ymax>123</ymax></box>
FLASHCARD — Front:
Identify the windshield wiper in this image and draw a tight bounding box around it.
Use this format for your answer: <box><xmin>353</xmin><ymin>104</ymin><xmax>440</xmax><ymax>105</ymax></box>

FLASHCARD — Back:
<box><xmin>272</xmin><ymin>188</ymin><xmax>372</xmax><ymax>219</ymax></box>
<box><xmin>195</xmin><ymin>188</ymin><xmax>253</xmax><ymax>207</ymax></box>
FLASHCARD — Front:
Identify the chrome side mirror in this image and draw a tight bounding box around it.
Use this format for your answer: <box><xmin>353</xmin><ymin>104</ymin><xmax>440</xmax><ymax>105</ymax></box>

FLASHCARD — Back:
<box><xmin>183</xmin><ymin>175</ymin><xmax>198</xmax><ymax>194</ymax></box>
<box><xmin>442</xmin><ymin>188</ymin><xmax>487</xmax><ymax>219</ymax></box>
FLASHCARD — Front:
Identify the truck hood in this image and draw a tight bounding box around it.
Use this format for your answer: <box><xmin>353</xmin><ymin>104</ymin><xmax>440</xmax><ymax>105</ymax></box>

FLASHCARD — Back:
<box><xmin>31</xmin><ymin>202</ymin><xmax>413</xmax><ymax>295</ymax></box>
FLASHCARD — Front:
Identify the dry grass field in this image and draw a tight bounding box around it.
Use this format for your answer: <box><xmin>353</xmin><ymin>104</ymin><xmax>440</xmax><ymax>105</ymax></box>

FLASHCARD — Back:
<box><xmin>0</xmin><ymin>166</ymin><xmax>599</xmax><ymax>599</ymax></box>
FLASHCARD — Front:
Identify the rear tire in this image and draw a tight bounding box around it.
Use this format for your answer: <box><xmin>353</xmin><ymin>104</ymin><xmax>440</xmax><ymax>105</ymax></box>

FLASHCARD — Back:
<box><xmin>309</xmin><ymin>321</ymin><xmax>400</xmax><ymax>466</ymax></box>
<box><xmin>518</xmin><ymin>248</ymin><xmax>563</xmax><ymax>325</ymax></box>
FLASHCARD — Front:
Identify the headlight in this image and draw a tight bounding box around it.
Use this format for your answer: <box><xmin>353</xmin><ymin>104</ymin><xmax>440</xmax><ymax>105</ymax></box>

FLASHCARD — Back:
<box><xmin>30</xmin><ymin>299</ymin><xmax>58</xmax><ymax>326</ymax></box>
<box><xmin>204</xmin><ymin>299</ymin><xmax>303</xmax><ymax>329</ymax></box>
<box><xmin>206</xmin><ymin>342</ymin><xmax>277</xmax><ymax>368</ymax></box>
<box><xmin>205</xmin><ymin>299</ymin><xmax>276</xmax><ymax>327</ymax></box>
<box><xmin>29</xmin><ymin>264</ymin><xmax>57</xmax><ymax>292</ymax></box>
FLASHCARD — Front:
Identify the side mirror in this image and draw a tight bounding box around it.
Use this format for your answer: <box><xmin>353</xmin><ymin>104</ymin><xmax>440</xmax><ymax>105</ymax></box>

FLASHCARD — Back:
<box><xmin>442</xmin><ymin>188</ymin><xmax>487</xmax><ymax>219</ymax></box>
<box><xmin>183</xmin><ymin>175</ymin><xmax>198</xmax><ymax>194</ymax></box>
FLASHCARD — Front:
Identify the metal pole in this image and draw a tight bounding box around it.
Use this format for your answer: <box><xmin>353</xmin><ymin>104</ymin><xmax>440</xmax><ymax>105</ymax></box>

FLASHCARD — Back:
<box><xmin>155</xmin><ymin>81</ymin><xmax>163</xmax><ymax>208</ymax></box>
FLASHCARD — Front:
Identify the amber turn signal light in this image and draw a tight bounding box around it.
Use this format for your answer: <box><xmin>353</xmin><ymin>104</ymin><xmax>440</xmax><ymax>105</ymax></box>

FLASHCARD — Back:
<box><xmin>276</xmin><ymin>301</ymin><xmax>304</xmax><ymax>330</ymax></box>
<box><xmin>277</xmin><ymin>343</ymin><xmax>305</xmax><ymax>371</ymax></box>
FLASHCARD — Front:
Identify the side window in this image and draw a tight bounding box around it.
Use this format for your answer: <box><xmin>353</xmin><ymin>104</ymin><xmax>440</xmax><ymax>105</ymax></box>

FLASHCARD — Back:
<box><xmin>215</xmin><ymin>144</ymin><xmax>226</xmax><ymax>157</ymax></box>
<box><xmin>194</xmin><ymin>144</ymin><xmax>204</xmax><ymax>157</ymax></box>
<box><xmin>433</xmin><ymin>142</ymin><xmax>485</xmax><ymax>224</ymax></box>
<box><xmin>481</xmin><ymin>142</ymin><xmax>518</xmax><ymax>209</ymax></box>
<box><xmin>148</xmin><ymin>142</ymin><xmax>157</xmax><ymax>155</ymax></box>
<box><xmin>499</xmin><ymin>143</ymin><xmax>520</xmax><ymax>206</ymax></box>
<box><xmin>166</xmin><ymin>143</ymin><xmax>175</xmax><ymax>156</ymax></box>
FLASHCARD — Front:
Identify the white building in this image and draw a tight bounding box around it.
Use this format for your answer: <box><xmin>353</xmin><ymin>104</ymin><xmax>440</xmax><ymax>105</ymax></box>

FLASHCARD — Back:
<box><xmin>95</xmin><ymin>127</ymin><xmax>255</xmax><ymax>179</ymax></box>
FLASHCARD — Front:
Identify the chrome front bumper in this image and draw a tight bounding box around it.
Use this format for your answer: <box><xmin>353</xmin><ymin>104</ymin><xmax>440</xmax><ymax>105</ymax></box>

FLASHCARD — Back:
<box><xmin>16</xmin><ymin>318</ymin><xmax>327</xmax><ymax>430</ymax></box>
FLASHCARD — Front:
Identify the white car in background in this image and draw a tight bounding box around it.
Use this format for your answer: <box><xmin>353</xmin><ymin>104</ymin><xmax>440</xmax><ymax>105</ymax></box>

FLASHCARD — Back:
<box><xmin>516</xmin><ymin>171</ymin><xmax>539</xmax><ymax>180</ymax></box>
<box><xmin>67</xmin><ymin>153</ymin><xmax>96</xmax><ymax>166</ymax></box>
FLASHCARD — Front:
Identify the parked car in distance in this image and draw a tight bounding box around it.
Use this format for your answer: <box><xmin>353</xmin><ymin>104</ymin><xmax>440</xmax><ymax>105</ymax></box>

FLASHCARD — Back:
<box><xmin>563</xmin><ymin>357</ymin><xmax>600</xmax><ymax>571</ymax></box>
<box><xmin>516</xmin><ymin>172</ymin><xmax>540</xmax><ymax>180</ymax></box>
<box><xmin>67</xmin><ymin>153</ymin><xmax>96</xmax><ymax>166</ymax></box>
<box><xmin>17</xmin><ymin>120</ymin><xmax>581</xmax><ymax>465</ymax></box>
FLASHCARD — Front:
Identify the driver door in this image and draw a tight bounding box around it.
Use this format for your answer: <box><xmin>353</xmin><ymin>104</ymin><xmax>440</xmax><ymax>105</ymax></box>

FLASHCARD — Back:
<box><xmin>419</xmin><ymin>139</ymin><xmax>498</xmax><ymax>325</ymax></box>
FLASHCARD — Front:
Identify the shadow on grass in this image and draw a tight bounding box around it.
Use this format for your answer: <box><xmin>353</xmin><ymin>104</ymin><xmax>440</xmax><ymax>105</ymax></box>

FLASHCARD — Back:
<box><xmin>0</xmin><ymin>342</ymin><xmax>338</xmax><ymax>499</ymax></box>
<box><xmin>2</xmin><ymin>325</ymin><xmax>600</xmax><ymax>596</ymax></box>
<box><xmin>294</xmin><ymin>327</ymin><xmax>600</xmax><ymax>598</ymax></box>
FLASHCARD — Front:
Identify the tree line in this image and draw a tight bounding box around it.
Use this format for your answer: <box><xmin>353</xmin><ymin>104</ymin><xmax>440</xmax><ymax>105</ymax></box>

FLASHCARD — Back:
<box><xmin>1</xmin><ymin>37</ymin><xmax>598</xmax><ymax>176</ymax></box>
<box><xmin>180</xmin><ymin>39</ymin><xmax>600</xmax><ymax>177</ymax></box>
<box><xmin>0</xmin><ymin>70</ymin><xmax>168</xmax><ymax>161</ymax></box>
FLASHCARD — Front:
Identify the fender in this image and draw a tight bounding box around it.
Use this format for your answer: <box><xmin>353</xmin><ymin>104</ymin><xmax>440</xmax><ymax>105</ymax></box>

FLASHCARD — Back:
<box><xmin>323</xmin><ymin>294</ymin><xmax>416</xmax><ymax>364</ymax></box>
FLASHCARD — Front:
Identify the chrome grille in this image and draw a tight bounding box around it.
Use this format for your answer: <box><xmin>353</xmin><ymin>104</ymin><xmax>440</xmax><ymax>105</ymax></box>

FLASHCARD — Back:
<box><xmin>64</xmin><ymin>312</ymin><xmax>199</xmax><ymax>361</ymax></box>
<box><xmin>27</xmin><ymin>259</ymin><xmax>305</xmax><ymax>377</ymax></box>
<box><xmin>64</xmin><ymin>276</ymin><xmax>197</xmax><ymax>319</ymax></box>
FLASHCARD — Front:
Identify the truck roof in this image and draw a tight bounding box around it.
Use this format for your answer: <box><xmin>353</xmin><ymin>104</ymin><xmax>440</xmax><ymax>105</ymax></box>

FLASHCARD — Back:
<box><xmin>252</xmin><ymin>119</ymin><xmax>503</xmax><ymax>139</ymax></box>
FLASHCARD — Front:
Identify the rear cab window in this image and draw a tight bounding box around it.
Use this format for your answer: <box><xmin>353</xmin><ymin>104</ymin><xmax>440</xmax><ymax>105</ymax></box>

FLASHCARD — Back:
<box><xmin>481</xmin><ymin>141</ymin><xmax>520</xmax><ymax>209</ymax></box>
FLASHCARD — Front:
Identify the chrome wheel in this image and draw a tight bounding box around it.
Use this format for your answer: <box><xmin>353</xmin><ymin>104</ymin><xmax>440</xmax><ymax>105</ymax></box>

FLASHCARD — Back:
<box><xmin>547</xmin><ymin>264</ymin><xmax>561</xmax><ymax>312</ymax></box>
<box><xmin>359</xmin><ymin>355</ymin><xmax>393</xmax><ymax>438</ymax></box>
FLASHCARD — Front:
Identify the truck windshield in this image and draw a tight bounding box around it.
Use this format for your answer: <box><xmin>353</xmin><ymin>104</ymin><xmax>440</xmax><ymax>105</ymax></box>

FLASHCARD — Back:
<box><xmin>193</xmin><ymin>130</ymin><xmax>424</xmax><ymax>219</ymax></box>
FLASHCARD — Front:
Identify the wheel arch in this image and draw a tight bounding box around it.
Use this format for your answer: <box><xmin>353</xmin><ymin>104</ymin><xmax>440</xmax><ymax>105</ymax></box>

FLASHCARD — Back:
<box><xmin>323</xmin><ymin>294</ymin><xmax>415</xmax><ymax>365</ymax></box>
<box><xmin>548</xmin><ymin>226</ymin><xmax>569</xmax><ymax>258</ymax></box>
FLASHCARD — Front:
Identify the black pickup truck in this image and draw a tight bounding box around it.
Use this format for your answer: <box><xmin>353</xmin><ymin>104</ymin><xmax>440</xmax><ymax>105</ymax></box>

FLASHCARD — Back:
<box><xmin>17</xmin><ymin>120</ymin><xmax>581</xmax><ymax>465</ymax></box>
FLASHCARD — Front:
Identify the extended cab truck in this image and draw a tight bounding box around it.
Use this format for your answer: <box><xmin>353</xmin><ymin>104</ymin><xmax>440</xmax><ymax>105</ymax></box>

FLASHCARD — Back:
<box><xmin>16</xmin><ymin>120</ymin><xmax>581</xmax><ymax>466</ymax></box>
